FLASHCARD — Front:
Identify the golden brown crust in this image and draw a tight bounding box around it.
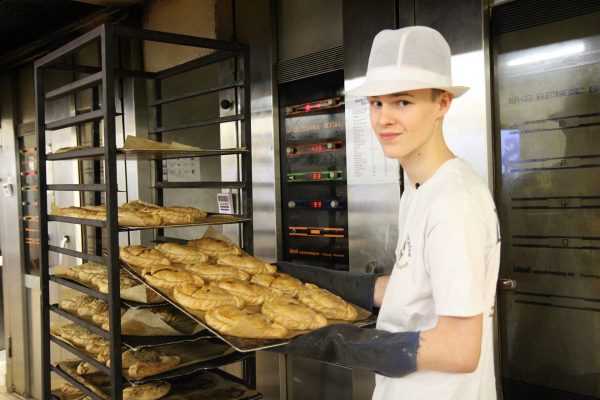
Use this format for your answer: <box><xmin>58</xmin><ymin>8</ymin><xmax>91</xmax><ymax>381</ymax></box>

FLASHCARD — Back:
<box><xmin>64</xmin><ymin>263</ymin><xmax>106</xmax><ymax>283</ymax></box>
<box><xmin>76</xmin><ymin>361</ymin><xmax>100</xmax><ymax>375</ymax></box>
<box><xmin>187</xmin><ymin>237</ymin><xmax>242</xmax><ymax>258</ymax></box>
<box><xmin>107</xmin><ymin>347</ymin><xmax>163</xmax><ymax>368</ymax></box>
<box><xmin>205</xmin><ymin>305</ymin><xmax>288</xmax><ymax>339</ymax></box>
<box><xmin>59</xmin><ymin>295</ymin><xmax>95</xmax><ymax>314</ymax></box>
<box><xmin>217</xmin><ymin>254</ymin><xmax>277</xmax><ymax>275</ymax></box>
<box><xmin>155</xmin><ymin>242</ymin><xmax>209</xmax><ymax>264</ymax></box>
<box><xmin>184</xmin><ymin>262</ymin><xmax>249</xmax><ymax>282</ymax></box>
<box><xmin>251</xmin><ymin>273</ymin><xmax>303</xmax><ymax>297</ymax></box>
<box><xmin>298</xmin><ymin>284</ymin><xmax>358</xmax><ymax>321</ymax></box>
<box><xmin>60</xmin><ymin>382</ymin><xmax>82</xmax><ymax>396</ymax></box>
<box><xmin>210</xmin><ymin>278</ymin><xmax>276</xmax><ymax>306</ymax></box>
<box><xmin>118</xmin><ymin>209</ymin><xmax>163</xmax><ymax>227</ymax></box>
<box><xmin>261</xmin><ymin>296</ymin><xmax>328</xmax><ymax>330</ymax></box>
<box><xmin>128</xmin><ymin>356</ymin><xmax>181</xmax><ymax>380</ymax></box>
<box><xmin>173</xmin><ymin>282</ymin><xmax>244</xmax><ymax>311</ymax></box>
<box><xmin>91</xmin><ymin>273</ymin><xmax>139</xmax><ymax>294</ymax></box>
<box><xmin>76</xmin><ymin>298</ymin><xmax>108</xmax><ymax>319</ymax></box>
<box><xmin>120</xmin><ymin>245</ymin><xmax>171</xmax><ymax>269</ymax></box>
<box><xmin>142</xmin><ymin>265</ymin><xmax>201</xmax><ymax>289</ymax></box>
<box><xmin>166</xmin><ymin>206</ymin><xmax>207</xmax><ymax>220</ymax></box>
<box><xmin>123</xmin><ymin>381</ymin><xmax>172</xmax><ymax>400</ymax></box>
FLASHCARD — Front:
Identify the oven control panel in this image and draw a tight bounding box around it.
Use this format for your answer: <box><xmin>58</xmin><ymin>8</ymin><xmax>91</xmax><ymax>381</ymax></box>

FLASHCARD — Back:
<box><xmin>278</xmin><ymin>71</ymin><xmax>348</xmax><ymax>268</ymax></box>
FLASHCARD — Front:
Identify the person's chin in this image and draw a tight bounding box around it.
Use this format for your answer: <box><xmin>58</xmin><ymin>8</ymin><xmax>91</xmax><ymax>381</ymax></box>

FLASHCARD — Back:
<box><xmin>380</xmin><ymin>144</ymin><xmax>405</xmax><ymax>160</ymax></box>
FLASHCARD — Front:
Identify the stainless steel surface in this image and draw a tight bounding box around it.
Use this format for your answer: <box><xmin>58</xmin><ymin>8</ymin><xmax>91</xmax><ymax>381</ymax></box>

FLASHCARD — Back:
<box><xmin>276</xmin><ymin>0</ymin><xmax>343</xmax><ymax>62</ymax></box>
<box><xmin>0</xmin><ymin>71</ymin><xmax>30</xmax><ymax>398</ymax></box>
<box><xmin>343</xmin><ymin>0</ymin><xmax>400</xmax><ymax>277</ymax></box>
<box><xmin>494</xmin><ymin>10</ymin><xmax>600</xmax><ymax>397</ymax></box>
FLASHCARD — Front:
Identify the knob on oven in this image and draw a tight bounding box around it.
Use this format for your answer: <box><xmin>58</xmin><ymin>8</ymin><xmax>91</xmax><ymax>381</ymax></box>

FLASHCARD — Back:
<box><xmin>330</xmin><ymin>200</ymin><xmax>339</xmax><ymax>208</ymax></box>
<box><xmin>286</xmin><ymin>146</ymin><xmax>297</xmax><ymax>154</ymax></box>
<box><xmin>288</xmin><ymin>201</ymin><xmax>296</xmax><ymax>208</ymax></box>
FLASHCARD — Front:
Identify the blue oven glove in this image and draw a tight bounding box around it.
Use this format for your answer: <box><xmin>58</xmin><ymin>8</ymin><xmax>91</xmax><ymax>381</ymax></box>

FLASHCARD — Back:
<box><xmin>275</xmin><ymin>261</ymin><xmax>383</xmax><ymax>311</ymax></box>
<box><xmin>275</xmin><ymin>324</ymin><xmax>420</xmax><ymax>378</ymax></box>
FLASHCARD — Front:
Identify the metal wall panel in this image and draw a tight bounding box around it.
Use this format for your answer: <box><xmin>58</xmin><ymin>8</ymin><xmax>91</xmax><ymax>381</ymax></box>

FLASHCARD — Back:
<box><xmin>277</xmin><ymin>0</ymin><xmax>343</xmax><ymax>62</ymax></box>
<box><xmin>0</xmin><ymin>72</ymin><xmax>30</xmax><ymax>397</ymax></box>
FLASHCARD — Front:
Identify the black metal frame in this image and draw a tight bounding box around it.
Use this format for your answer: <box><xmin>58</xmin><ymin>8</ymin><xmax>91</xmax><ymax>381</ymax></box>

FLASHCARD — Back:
<box><xmin>36</xmin><ymin>23</ymin><xmax>254</xmax><ymax>400</ymax></box>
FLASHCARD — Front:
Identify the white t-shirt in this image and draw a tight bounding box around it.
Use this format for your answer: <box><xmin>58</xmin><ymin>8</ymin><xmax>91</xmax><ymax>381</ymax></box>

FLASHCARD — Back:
<box><xmin>373</xmin><ymin>158</ymin><xmax>501</xmax><ymax>400</ymax></box>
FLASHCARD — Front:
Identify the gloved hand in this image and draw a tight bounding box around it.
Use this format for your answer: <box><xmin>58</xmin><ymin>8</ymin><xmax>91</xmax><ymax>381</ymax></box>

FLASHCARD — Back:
<box><xmin>275</xmin><ymin>261</ymin><xmax>383</xmax><ymax>311</ymax></box>
<box><xmin>275</xmin><ymin>324</ymin><xmax>420</xmax><ymax>378</ymax></box>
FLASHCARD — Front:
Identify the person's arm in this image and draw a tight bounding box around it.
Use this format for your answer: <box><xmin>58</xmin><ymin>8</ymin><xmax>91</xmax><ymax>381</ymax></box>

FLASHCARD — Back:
<box><xmin>417</xmin><ymin>314</ymin><xmax>483</xmax><ymax>373</ymax></box>
<box><xmin>373</xmin><ymin>275</ymin><xmax>389</xmax><ymax>308</ymax></box>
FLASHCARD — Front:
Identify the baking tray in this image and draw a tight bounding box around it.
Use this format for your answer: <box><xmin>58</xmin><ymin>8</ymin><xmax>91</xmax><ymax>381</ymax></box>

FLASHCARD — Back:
<box><xmin>121</xmin><ymin>262</ymin><xmax>377</xmax><ymax>352</ymax></box>
<box><xmin>55</xmin><ymin>360</ymin><xmax>262</xmax><ymax>400</ymax></box>
<box><xmin>118</xmin><ymin>213</ymin><xmax>251</xmax><ymax>231</ymax></box>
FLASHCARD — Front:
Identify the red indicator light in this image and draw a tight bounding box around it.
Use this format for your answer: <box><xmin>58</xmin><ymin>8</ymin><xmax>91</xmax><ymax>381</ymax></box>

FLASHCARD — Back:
<box><xmin>311</xmin><ymin>201</ymin><xmax>323</xmax><ymax>208</ymax></box>
<box><xmin>305</xmin><ymin>104</ymin><xmax>311</xmax><ymax>112</ymax></box>
<box><xmin>308</xmin><ymin>173</ymin><xmax>322</xmax><ymax>180</ymax></box>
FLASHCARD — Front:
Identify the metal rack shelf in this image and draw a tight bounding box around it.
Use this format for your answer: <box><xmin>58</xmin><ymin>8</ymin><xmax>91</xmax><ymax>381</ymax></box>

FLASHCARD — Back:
<box><xmin>38</xmin><ymin>23</ymin><xmax>255</xmax><ymax>400</ymax></box>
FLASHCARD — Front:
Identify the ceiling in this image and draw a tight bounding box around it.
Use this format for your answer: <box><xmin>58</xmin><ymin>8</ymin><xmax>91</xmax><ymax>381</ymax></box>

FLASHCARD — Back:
<box><xmin>0</xmin><ymin>0</ymin><xmax>142</xmax><ymax>64</ymax></box>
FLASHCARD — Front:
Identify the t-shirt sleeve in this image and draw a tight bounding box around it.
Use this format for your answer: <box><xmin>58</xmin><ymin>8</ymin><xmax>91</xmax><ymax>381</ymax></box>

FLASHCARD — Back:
<box><xmin>424</xmin><ymin>193</ymin><xmax>488</xmax><ymax>317</ymax></box>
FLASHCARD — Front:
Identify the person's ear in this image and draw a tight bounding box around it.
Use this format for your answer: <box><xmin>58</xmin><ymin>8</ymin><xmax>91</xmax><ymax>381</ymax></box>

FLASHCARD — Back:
<box><xmin>437</xmin><ymin>91</ymin><xmax>452</xmax><ymax>117</ymax></box>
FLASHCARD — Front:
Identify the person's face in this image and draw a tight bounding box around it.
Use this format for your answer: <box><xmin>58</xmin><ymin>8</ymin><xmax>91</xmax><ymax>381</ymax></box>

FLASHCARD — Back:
<box><xmin>367</xmin><ymin>89</ymin><xmax>451</xmax><ymax>161</ymax></box>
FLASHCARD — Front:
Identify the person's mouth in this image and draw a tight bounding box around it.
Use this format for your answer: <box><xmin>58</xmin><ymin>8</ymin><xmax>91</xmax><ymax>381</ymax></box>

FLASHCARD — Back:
<box><xmin>378</xmin><ymin>132</ymin><xmax>402</xmax><ymax>141</ymax></box>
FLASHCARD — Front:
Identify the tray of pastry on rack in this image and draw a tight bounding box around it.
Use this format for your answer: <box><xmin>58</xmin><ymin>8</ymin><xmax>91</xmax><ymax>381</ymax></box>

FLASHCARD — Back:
<box><xmin>55</xmin><ymin>291</ymin><xmax>215</xmax><ymax>347</ymax></box>
<box><xmin>53</xmin><ymin>262</ymin><xmax>166</xmax><ymax>305</ymax></box>
<box><xmin>119</xmin><ymin>230</ymin><xmax>376</xmax><ymax>353</ymax></box>
<box><xmin>50</xmin><ymin>323</ymin><xmax>249</xmax><ymax>384</ymax></box>
<box><xmin>52</xmin><ymin>366</ymin><xmax>261</xmax><ymax>400</ymax></box>
<box><xmin>50</xmin><ymin>200</ymin><xmax>250</xmax><ymax>230</ymax></box>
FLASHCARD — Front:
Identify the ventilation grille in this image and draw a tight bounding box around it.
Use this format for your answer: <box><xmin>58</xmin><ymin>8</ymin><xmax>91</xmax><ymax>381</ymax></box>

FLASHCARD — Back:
<box><xmin>491</xmin><ymin>0</ymin><xmax>600</xmax><ymax>35</ymax></box>
<box><xmin>277</xmin><ymin>46</ymin><xmax>344</xmax><ymax>84</ymax></box>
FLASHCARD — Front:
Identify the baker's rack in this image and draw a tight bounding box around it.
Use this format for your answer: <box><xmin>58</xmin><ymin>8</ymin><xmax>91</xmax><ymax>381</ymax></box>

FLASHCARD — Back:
<box><xmin>36</xmin><ymin>23</ymin><xmax>255</xmax><ymax>400</ymax></box>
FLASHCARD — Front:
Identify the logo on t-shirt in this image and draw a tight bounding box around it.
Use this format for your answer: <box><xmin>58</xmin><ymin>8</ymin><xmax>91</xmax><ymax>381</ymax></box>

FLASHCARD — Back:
<box><xmin>396</xmin><ymin>235</ymin><xmax>412</xmax><ymax>270</ymax></box>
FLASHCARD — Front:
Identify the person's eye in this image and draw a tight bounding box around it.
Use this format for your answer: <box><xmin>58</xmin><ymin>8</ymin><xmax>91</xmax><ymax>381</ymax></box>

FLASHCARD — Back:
<box><xmin>397</xmin><ymin>100</ymin><xmax>411</xmax><ymax>107</ymax></box>
<box><xmin>369</xmin><ymin>100</ymin><xmax>382</xmax><ymax>107</ymax></box>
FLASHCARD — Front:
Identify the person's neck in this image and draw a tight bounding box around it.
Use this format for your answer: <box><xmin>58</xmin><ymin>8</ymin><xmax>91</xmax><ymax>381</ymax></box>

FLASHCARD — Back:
<box><xmin>400</xmin><ymin>134</ymin><xmax>455</xmax><ymax>189</ymax></box>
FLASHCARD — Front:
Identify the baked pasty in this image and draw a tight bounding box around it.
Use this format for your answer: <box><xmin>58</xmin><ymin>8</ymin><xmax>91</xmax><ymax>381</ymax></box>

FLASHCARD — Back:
<box><xmin>251</xmin><ymin>273</ymin><xmax>303</xmax><ymax>297</ymax></box>
<box><xmin>173</xmin><ymin>282</ymin><xmax>244</xmax><ymax>311</ymax></box>
<box><xmin>91</xmin><ymin>273</ymin><xmax>139</xmax><ymax>294</ymax></box>
<box><xmin>142</xmin><ymin>265</ymin><xmax>202</xmax><ymax>289</ymax></box>
<box><xmin>76</xmin><ymin>298</ymin><xmax>108</xmax><ymax>319</ymax></box>
<box><xmin>59</xmin><ymin>382</ymin><xmax>82</xmax><ymax>397</ymax></box>
<box><xmin>167</xmin><ymin>206</ymin><xmax>207</xmax><ymax>220</ymax></box>
<box><xmin>65</xmin><ymin>263</ymin><xmax>106</xmax><ymax>283</ymax></box>
<box><xmin>128</xmin><ymin>355</ymin><xmax>181</xmax><ymax>379</ymax></box>
<box><xmin>205</xmin><ymin>305</ymin><xmax>288</xmax><ymax>339</ymax></box>
<box><xmin>262</xmin><ymin>296</ymin><xmax>328</xmax><ymax>330</ymax></box>
<box><xmin>184</xmin><ymin>262</ymin><xmax>249</xmax><ymax>282</ymax></box>
<box><xmin>210</xmin><ymin>278</ymin><xmax>276</xmax><ymax>306</ymax></box>
<box><xmin>76</xmin><ymin>361</ymin><xmax>100</xmax><ymax>375</ymax></box>
<box><xmin>59</xmin><ymin>295</ymin><xmax>96</xmax><ymax>314</ymax></box>
<box><xmin>123</xmin><ymin>381</ymin><xmax>171</xmax><ymax>400</ymax></box>
<box><xmin>118</xmin><ymin>209</ymin><xmax>162</xmax><ymax>227</ymax></box>
<box><xmin>120</xmin><ymin>245</ymin><xmax>171</xmax><ymax>269</ymax></box>
<box><xmin>187</xmin><ymin>237</ymin><xmax>242</xmax><ymax>258</ymax></box>
<box><xmin>106</xmin><ymin>347</ymin><xmax>163</xmax><ymax>368</ymax></box>
<box><xmin>298</xmin><ymin>283</ymin><xmax>358</xmax><ymax>321</ymax></box>
<box><xmin>155</xmin><ymin>242</ymin><xmax>209</xmax><ymax>264</ymax></box>
<box><xmin>217</xmin><ymin>254</ymin><xmax>277</xmax><ymax>275</ymax></box>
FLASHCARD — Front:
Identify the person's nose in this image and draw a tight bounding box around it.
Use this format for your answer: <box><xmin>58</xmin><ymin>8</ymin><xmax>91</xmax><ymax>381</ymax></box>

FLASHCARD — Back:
<box><xmin>376</xmin><ymin>104</ymin><xmax>397</xmax><ymax>127</ymax></box>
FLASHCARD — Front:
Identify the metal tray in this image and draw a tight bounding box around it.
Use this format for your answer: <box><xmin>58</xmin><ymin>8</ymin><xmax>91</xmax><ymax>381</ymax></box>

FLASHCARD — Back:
<box><xmin>121</xmin><ymin>262</ymin><xmax>377</xmax><ymax>352</ymax></box>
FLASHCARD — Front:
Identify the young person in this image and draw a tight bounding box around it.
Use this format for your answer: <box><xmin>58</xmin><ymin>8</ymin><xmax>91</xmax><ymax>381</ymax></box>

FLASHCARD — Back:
<box><xmin>277</xmin><ymin>26</ymin><xmax>501</xmax><ymax>400</ymax></box>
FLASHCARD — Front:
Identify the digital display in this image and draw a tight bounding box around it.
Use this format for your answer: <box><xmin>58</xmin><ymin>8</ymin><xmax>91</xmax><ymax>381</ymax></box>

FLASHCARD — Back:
<box><xmin>308</xmin><ymin>173</ymin><xmax>322</xmax><ymax>180</ymax></box>
<box><xmin>311</xmin><ymin>200</ymin><xmax>323</xmax><ymax>208</ymax></box>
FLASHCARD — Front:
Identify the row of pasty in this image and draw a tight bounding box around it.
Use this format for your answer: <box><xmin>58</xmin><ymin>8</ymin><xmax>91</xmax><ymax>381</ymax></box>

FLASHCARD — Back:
<box><xmin>59</xmin><ymin>295</ymin><xmax>190</xmax><ymax>332</ymax></box>
<box><xmin>52</xmin><ymin>323</ymin><xmax>180</xmax><ymax>380</ymax></box>
<box><xmin>58</xmin><ymin>359</ymin><xmax>172</xmax><ymax>400</ymax></box>
<box><xmin>52</xmin><ymin>200</ymin><xmax>208</xmax><ymax>226</ymax></box>
<box><xmin>120</xmin><ymin>238</ymin><xmax>358</xmax><ymax>339</ymax></box>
